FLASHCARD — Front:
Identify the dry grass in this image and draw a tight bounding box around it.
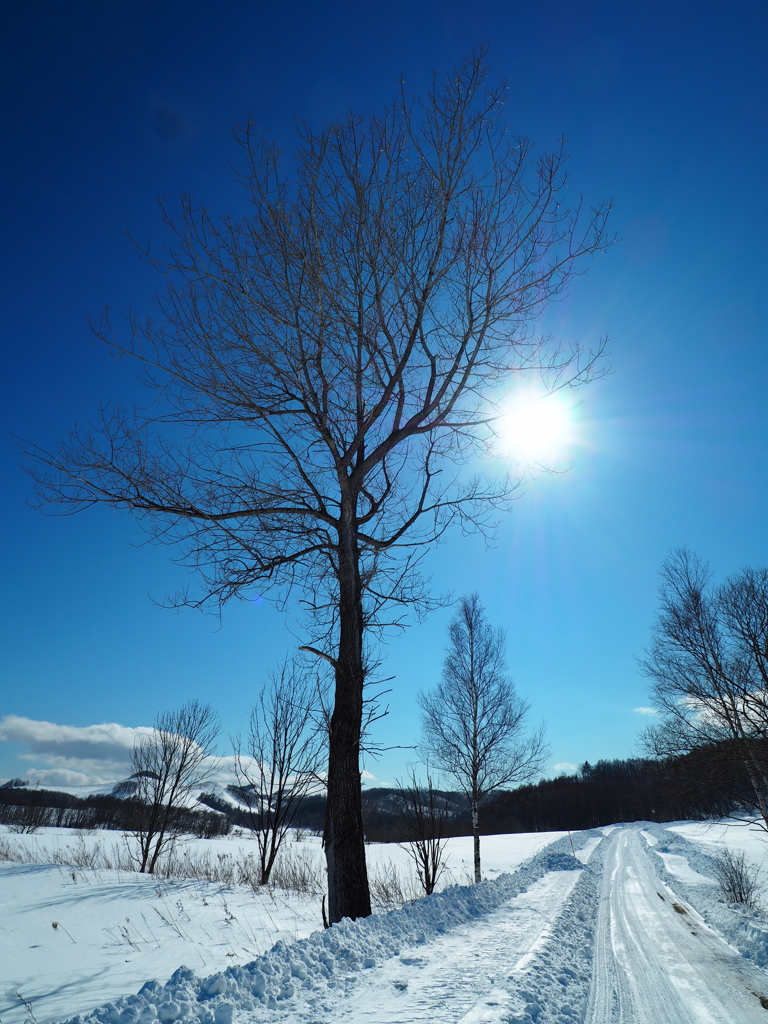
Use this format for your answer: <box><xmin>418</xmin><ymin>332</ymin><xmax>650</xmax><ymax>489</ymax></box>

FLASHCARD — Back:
<box><xmin>159</xmin><ymin>843</ymin><xmax>326</xmax><ymax>896</ymax></box>
<box><xmin>0</xmin><ymin>830</ymin><xmax>327</xmax><ymax>897</ymax></box>
<box><xmin>369</xmin><ymin>859</ymin><xmax>424</xmax><ymax>909</ymax></box>
<box><xmin>0</xmin><ymin>829</ymin><xmax>437</xmax><ymax>910</ymax></box>
<box><xmin>0</xmin><ymin>834</ymin><xmax>132</xmax><ymax>870</ymax></box>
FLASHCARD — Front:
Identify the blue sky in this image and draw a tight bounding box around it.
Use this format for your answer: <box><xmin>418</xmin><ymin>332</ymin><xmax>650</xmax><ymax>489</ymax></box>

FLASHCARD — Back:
<box><xmin>1</xmin><ymin>0</ymin><xmax>767</xmax><ymax>789</ymax></box>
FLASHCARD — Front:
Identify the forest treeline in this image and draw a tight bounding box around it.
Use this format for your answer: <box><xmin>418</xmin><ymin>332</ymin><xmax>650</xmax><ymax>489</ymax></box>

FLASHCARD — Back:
<box><xmin>204</xmin><ymin>745</ymin><xmax>753</xmax><ymax>839</ymax></box>
<box><xmin>357</xmin><ymin>747</ymin><xmax>746</xmax><ymax>840</ymax></box>
<box><xmin>0</xmin><ymin>779</ymin><xmax>230</xmax><ymax>837</ymax></box>
<box><xmin>485</xmin><ymin>752</ymin><xmax>738</xmax><ymax>834</ymax></box>
<box><xmin>2</xmin><ymin>743</ymin><xmax>754</xmax><ymax>840</ymax></box>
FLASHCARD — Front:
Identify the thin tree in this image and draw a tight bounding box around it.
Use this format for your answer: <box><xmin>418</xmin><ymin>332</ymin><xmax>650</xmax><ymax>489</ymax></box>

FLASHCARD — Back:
<box><xmin>129</xmin><ymin>701</ymin><xmax>220</xmax><ymax>873</ymax></box>
<box><xmin>233</xmin><ymin>657</ymin><xmax>325</xmax><ymax>885</ymax></box>
<box><xmin>394</xmin><ymin>767</ymin><xmax>450</xmax><ymax>895</ymax></box>
<box><xmin>641</xmin><ymin>549</ymin><xmax>768</xmax><ymax>831</ymax></box>
<box><xmin>24</xmin><ymin>51</ymin><xmax>611</xmax><ymax>921</ymax></box>
<box><xmin>419</xmin><ymin>593</ymin><xmax>547</xmax><ymax>882</ymax></box>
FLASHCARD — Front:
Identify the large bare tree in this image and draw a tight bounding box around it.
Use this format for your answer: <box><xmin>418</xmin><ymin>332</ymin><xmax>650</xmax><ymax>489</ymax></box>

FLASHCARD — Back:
<box><xmin>24</xmin><ymin>52</ymin><xmax>611</xmax><ymax>921</ymax></box>
<box><xmin>419</xmin><ymin>593</ymin><xmax>547</xmax><ymax>882</ymax></box>
<box><xmin>642</xmin><ymin>549</ymin><xmax>768</xmax><ymax>831</ymax></box>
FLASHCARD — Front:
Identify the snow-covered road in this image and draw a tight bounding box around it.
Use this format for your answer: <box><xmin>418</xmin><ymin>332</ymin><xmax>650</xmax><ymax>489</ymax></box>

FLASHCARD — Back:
<box><xmin>586</xmin><ymin>828</ymin><xmax>768</xmax><ymax>1024</ymax></box>
<box><xmin>302</xmin><ymin>868</ymin><xmax>583</xmax><ymax>1024</ymax></box>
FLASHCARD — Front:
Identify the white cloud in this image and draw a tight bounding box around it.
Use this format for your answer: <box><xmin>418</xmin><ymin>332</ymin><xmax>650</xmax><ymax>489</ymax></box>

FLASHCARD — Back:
<box><xmin>552</xmin><ymin>762</ymin><xmax>578</xmax><ymax>775</ymax></box>
<box><xmin>214</xmin><ymin>755</ymin><xmax>242</xmax><ymax>785</ymax></box>
<box><xmin>0</xmin><ymin>714</ymin><xmax>154</xmax><ymax>785</ymax></box>
<box><xmin>633</xmin><ymin>707</ymin><xmax>659</xmax><ymax>716</ymax></box>
<box><xmin>23</xmin><ymin>768</ymin><xmax>107</xmax><ymax>788</ymax></box>
<box><xmin>0</xmin><ymin>714</ymin><xmax>152</xmax><ymax>757</ymax></box>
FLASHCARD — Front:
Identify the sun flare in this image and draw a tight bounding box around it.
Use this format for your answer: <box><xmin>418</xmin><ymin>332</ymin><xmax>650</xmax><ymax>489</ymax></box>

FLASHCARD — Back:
<box><xmin>494</xmin><ymin>390</ymin><xmax>576</xmax><ymax>465</ymax></box>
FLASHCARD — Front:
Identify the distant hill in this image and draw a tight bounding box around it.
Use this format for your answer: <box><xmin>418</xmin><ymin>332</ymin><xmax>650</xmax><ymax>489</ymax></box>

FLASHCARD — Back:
<box><xmin>2</xmin><ymin>746</ymin><xmax>751</xmax><ymax>839</ymax></box>
<box><xmin>0</xmin><ymin>777</ymin><xmax>230</xmax><ymax>836</ymax></box>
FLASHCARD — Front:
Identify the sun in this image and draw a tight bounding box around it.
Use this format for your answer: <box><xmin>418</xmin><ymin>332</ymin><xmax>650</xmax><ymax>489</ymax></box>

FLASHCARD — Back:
<box><xmin>493</xmin><ymin>390</ymin><xmax>576</xmax><ymax>466</ymax></box>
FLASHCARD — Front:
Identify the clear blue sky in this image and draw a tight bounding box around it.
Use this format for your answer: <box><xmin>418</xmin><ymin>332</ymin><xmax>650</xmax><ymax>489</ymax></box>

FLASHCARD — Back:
<box><xmin>1</xmin><ymin>0</ymin><xmax>767</xmax><ymax>789</ymax></box>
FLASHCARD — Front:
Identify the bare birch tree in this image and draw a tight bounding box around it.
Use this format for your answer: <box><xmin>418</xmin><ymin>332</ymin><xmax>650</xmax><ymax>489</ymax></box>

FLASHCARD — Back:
<box><xmin>24</xmin><ymin>51</ymin><xmax>611</xmax><ymax>921</ymax></box>
<box><xmin>419</xmin><ymin>594</ymin><xmax>547</xmax><ymax>882</ymax></box>
<box><xmin>233</xmin><ymin>657</ymin><xmax>325</xmax><ymax>884</ymax></box>
<box><xmin>641</xmin><ymin>549</ymin><xmax>768</xmax><ymax>831</ymax></box>
<box><xmin>129</xmin><ymin>701</ymin><xmax>220</xmax><ymax>873</ymax></box>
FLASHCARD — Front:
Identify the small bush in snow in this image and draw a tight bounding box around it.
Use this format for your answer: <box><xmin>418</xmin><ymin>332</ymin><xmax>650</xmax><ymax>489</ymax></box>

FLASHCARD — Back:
<box><xmin>712</xmin><ymin>846</ymin><xmax>761</xmax><ymax>908</ymax></box>
<box><xmin>369</xmin><ymin>859</ymin><xmax>422</xmax><ymax>909</ymax></box>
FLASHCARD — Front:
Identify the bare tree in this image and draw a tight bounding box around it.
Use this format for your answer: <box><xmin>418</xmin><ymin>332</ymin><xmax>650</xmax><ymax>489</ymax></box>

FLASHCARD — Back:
<box><xmin>24</xmin><ymin>51</ymin><xmax>611</xmax><ymax>921</ymax></box>
<box><xmin>2</xmin><ymin>801</ymin><xmax>53</xmax><ymax>834</ymax></box>
<box><xmin>641</xmin><ymin>549</ymin><xmax>768</xmax><ymax>831</ymax></box>
<box><xmin>129</xmin><ymin>701</ymin><xmax>220</xmax><ymax>873</ymax></box>
<box><xmin>419</xmin><ymin>594</ymin><xmax>547</xmax><ymax>882</ymax></box>
<box><xmin>233</xmin><ymin>657</ymin><xmax>325</xmax><ymax>885</ymax></box>
<box><xmin>394</xmin><ymin>767</ymin><xmax>450</xmax><ymax>896</ymax></box>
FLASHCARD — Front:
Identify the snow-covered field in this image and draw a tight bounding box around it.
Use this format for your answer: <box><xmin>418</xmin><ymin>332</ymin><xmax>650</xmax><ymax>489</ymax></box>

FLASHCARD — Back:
<box><xmin>3</xmin><ymin>819</ymin><xmax>768</xmax><ymax>1024</ymax></box>
<box><xmin>669</xmin><ymin>817</ymin><xmax>768</xmax><ymax>862</ymax></box>
<box><xmin>0</xmin><ymin>827</ymin><xmax>563</xmax><ymax>1024</ymax></box>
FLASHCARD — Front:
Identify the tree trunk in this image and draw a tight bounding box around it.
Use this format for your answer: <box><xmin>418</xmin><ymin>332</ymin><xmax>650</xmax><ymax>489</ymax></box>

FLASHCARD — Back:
<box><xmin>472</xmin><ymin>799</ymin><xmax>481</xmax><ymax>883</ymax></box>
<box><xmin>324</xmin><ymin>515</ymin><xmax>371</xmax><ymax>923</ymax></box>
<box><xmin>741</xmin><ymin>744</ymin><xmax>768</xmax><ymax>831</ymax></box>
<box><xmin>138</xmin><ymin>831</ymin><xmax>152</xmax><ymax>872</ymax></box>
<box><xmin>148</xmin><ymin>831</ymin><xmax>165</xmax><ymax>874</ymax></box>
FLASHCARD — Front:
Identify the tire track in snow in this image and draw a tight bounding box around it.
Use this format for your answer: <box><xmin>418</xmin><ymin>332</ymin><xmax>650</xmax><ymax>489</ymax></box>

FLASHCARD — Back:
<box><xmin>586</xmin><ymin>828</ymin><xmax>768</xmax><ymax>1024</ymax></box>
<box><xmin>305</xmin><ymin>869</ymin><xmax>583</xmax><ymax>1023</ymax></box>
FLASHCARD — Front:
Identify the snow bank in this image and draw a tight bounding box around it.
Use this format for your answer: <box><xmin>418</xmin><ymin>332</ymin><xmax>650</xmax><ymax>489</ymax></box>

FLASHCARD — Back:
<box><xmin>643</xmin><ymin>824</ymin><xmax>768</xmax><ymax>968</ymax></box>
<box><xmin>57</xmin><ymin>832</ymin><xmax>600</xmax><ymax>1024</ymax></box>
<box><xmin>506</xmin><ymin>832</ymin><xmax>607</xmax><ymax>1024</ymax></box>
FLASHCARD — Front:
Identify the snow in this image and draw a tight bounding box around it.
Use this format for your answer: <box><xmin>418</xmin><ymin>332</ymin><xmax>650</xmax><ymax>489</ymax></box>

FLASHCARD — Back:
<box><xmin>586</xmin><ymin>827</ymin><xmax>768</xmax><ymax>1023</ymax></box>
<box><xmin>0</xmin><ymin>852</ymin><xmax>320</xmax><ymax>1024</ymax></box>
<box><xmin>50</xmin><ymin>838</ymin><xmax>593</xmax><ymax>1024</ymax></box>
<box><xmin>5</xmin><ymin>819</ymin><xmax>768</xmax><ymax>1024</ymax></box>
<box><xmin>0</xmin><ymin>827</ymin><xmax>565</xmax><ymax>1024</ymax></box>
<box><xmin>669</xmin><ymin>818</ymin><xmax>768</xmax><ymax>865</ymax></box>
<box><xmin>654</xmin><ymin>850</ymin><xmax>715</xmax><ymax>886</ymax></box>
<box><xmin>641</xmin><ymin>822</ymin><xmax>768</xmax><ymax>973</ymax></box>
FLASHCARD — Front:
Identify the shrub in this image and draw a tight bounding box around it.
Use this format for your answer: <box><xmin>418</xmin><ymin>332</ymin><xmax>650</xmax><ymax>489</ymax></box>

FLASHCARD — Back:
<box><xmin>712</xmin><ymin>846</ymin><xmax>762</xmax><ymax>908</ymax></box>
